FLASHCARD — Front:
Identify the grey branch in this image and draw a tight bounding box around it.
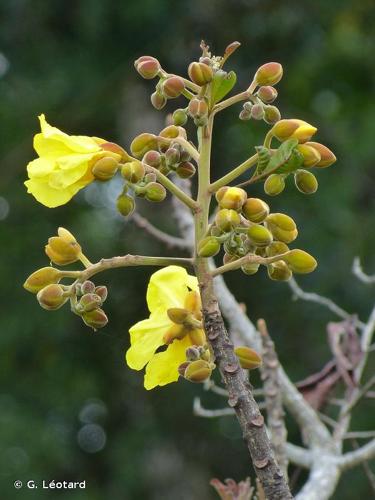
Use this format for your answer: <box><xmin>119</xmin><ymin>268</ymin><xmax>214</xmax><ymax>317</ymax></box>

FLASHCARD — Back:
<box><xmin>339</xmin><ymin>439</ymin><xmax>375</xmax><ymax>470</ymax></box>
<box><xmin>352</xmin><ymin>257</ymin><xmax>375</xmax><ymax>285</ymax></box>
<box><xmin>193</xmin><ymin>397</ymin><xmax>236</xmax><ymax>417</ymax></box>
<box><xmin>131</xmin><ymin>212</ymin><xmax>191</xmax><ymax>250</ymax></box>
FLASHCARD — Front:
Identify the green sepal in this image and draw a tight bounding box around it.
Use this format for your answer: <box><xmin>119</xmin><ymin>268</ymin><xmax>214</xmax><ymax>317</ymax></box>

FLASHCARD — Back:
<box><xmin>276</xmin><ymin>148</ymin><xmax>304</xmax><ymax>174</ymax></box>
<box><xmin>255</xmin><ymin>146</ymin><xmax>271</xmax><ymax>174</ymax></box>
<box><xmin>211</xmin><ymin>70</ymin><xmax>237</xmax><ymax>104</ymax></box>
<box><xmin>262</xmin><ymin>138</ymin><xmax>299</xmax><ymax>176</ymax></box>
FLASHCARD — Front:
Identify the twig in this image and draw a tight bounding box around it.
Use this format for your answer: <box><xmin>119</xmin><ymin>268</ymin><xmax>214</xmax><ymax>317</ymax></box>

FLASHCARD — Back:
<box><xmin>352</xmin><ymin>257</ymin><xmax>375</xmax><ymax>285</ymax></box>
<box><xmin>341</xmin><ymin>375</ymin><xmax>375</xmax><ymax>417</ymax></box>
<box><xmin>339</xmin><ymin>439</ymin><xmax>375</xmax><ymax>470</ymax></box>
<box><xmin>131</xmin><ymin>212</ymin><xmax>191</xmax><ymax>250</ymax></box>
<box><xmin>318</xmin><ymin>412</ymin><xmax>337</xmax><ymax>429</ymax></box>
<box><xmin>193</xmin><ymin>397</ymin><xmax>236</xmax><ymax>417</ymax></box>
<box><xmin>287</xmin><ymin>277</ymin><xmax>366</xmax><ymax>330</ymax></box>
<box><xmin>355</xmin><ymin>304</ymin><xmax>375</xmax><ymax>384</ymax></box>
<box><xmin>351</xmin><ymin>439</ymin><xmax>375</xmax><ymax>494</ymax></box>
<box><xmin>344</xmin><ymin>431</ymin><xmax>375</xmax><ymax>440</ymax></box>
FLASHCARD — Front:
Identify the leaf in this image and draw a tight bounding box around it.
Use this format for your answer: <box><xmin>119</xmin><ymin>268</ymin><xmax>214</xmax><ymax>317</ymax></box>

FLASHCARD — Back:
<box><xmin>261</xmin><ymin>138</ymin><xmax>298</xmax><ymax>176</ymax></box>
<box><xmin>255</xmin><ymin>146</ymin><xmax>271</xmax><ymax>175</ymax></box>
<box><xmin>211</xmin><ymin>70</ymin><xmax>237</xmax><ymax>104</ymax></box>
<box><xmin>276</xmin><ymin>149</ymin><xmax>304</xmax><ymax>174</ymax></box>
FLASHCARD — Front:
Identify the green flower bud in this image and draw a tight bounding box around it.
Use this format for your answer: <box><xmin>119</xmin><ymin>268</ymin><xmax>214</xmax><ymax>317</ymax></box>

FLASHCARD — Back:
<box><xmin>92</xmin><ymin>156</ymin><xmax>119</xmax><ymax>181</ymax></box>
<box><xmin>250</xmin><ymin>103</ymin><xmax>265</xmax><ymax>120</ymax></box>
<box><xmin>294</xmin><ymin>169</ymin><xmax>318</xmax><ymax>194</ymax></box>
<box><xmin>284</xmin><ymin>249</ymin><xmax>317</xmax><ymax>274</ymax></box>
<box><xmin>197</xmin><ymin>236</ymin><xmax>220</xmax><ymax>257</ymax></box>
<box><xmin>264</xmin><ymin>174</ymin><xmax>285</xmax><ymax>196</ymax></box>
<box><xmin>242</xmin><ymin>198</ymin><xmax>270</xmax><ymax>223</ymax></box>
<box><xmin>188</xmin><ymin>98</ymin><xmax>208</xmax><ymax>119</ymax></box>
<box><xmin>24</xmin><ymin>267</ymin><xmax>62</xmax><ymax>294</ymax></box>
<box><xmin>265</xmin><ymin>213</ymin><xmax>298</xmax><ymax>244</ymax></box>
<box><xmin>216</xmin><ymin>186</ymin><xmax>247</xmax><ymax>211</ymax></box>
<box><xmin>235</xmin><ymin>346</ymin><xmax>262</xmax><ymax>370</ymax></box>
<box><xmin>130</xmin><ymin>133</ymin><xmax>158</xmax><ymax>158</ymax></box>
<box><xmin>263</xmin><ymin>105</ymin><xmax>281</xmax><ymax>125</ymax></box>
<box><xmin>150</xmin><ymin>91</ymin><xmax>167</xmax><ymax>110</ymax></box>
<box><xmin>296</xmin><ymin>144</ymin><xmax>321</xmax><ymax>167</ymax></box>
<box><xmin>162</xmin><ymin>76</ymin><xmax>185</xmax><ymax>98</ymax></box>
<box><xmin>121</xmin><ymin>160</ymin><xmax>145</xmax><ymax>183</ymax></box>
<box><xmin>257</xmin><ymin>85</ymin><xmax>278</xmax><ymax>103</ymax></box>
<box><xmin>159</xmin><ymin>124</ymin><xmax>184</xmax><ymax>139</ymax></box>
<box><xmin>271</xmin><ymin>119</ymin><xmax>317</xmax><ymax>143</ymax></box>
<box><xmin>184</xmin><ymin>359</ymin><xmax>212</xmax><ymax>383</ymax></box>
<box><xmin>145</xmin><ymin>182</ymin><xmax>166</xmax><ymax>202</ymax></box>
<box><xmin>167</xmin><ymin>307</ymin><xmax>190</xmax><ymax>324</ymax></box>
<box><xmin>215</xmin><ymin>209</ymin><xmax>241</xmax><ymax>232</ymax></box>
<box><xmin>37</xmin><ymin>284</ymin><xmax>68</xmax><ymax>310</ymax></box>
<box><xmin>241</xmin><ymin>262</ymin><xmax>260</xmax><ymax>275</ymax></box>
<box><xmin>267</xmin><ymin>260</ymin><xmax>292</xmax><ymax>281</ymax></box>
<box><xmin>81</xmin><ymin>280</ymin><xmax>96</xmax><ymax>294</ymax></box>
<box><xmin>82</xmin><ymin>308</ymin><xmax>108</xmax><ymax>330</ymax></box>
<box><xmin>176</xmin><ymin>161</ymin><xmax>196</xmax><ymax>179</ymax></box>
<box><xmin>45</xmin><ymin>228</ymin><xmax>81</xmax><ymax>266</ymax></box>
<box><xmin>134</xmin><ymin>56</ymin><xmax>160</xmax><ymax>79</ymax></box>
<box><xmin>188</xmin><ymin>61</ymin><xmax>213</xmax><ymax>86</ymax></box>
<box><xmin>173</xmin><ymin>108</ymin><xmax>188</xmax><ymax>126</ymax></box>
<box><xmin>143</xmin><ymin>150</ymin><xmax>161</xmax><ymax>168</ymax></box>
<box><xmin>116</xmin><ymin>193</ymin><xmax>135</xmax><ymax>217</ymax></box>
<box><xmin>247</xmin><ymin>224</ymin><xmax>273</xmax><ymax>247</ymax></box>
<box><xmin>305</xmin><ymin>142</ymin><xmax>337</xmax><ymax>168</ymax></box>
<box><xmin>255</xmin><ymin>62</ymin><xmax>283</xmax><ymax>86</ymax></box>
<box><xmin>95</xmin><ymin>285</ymin><xmax>108</xmax><ymax>302</ymax></box>
<box><xmin>266</xmin><ymin>241</ymin><xmax>289</xmax><ymax>257</ymax></box>
<box><xmin>78</xmin><ymin>293</ymin><xmax>102</xmax><ymax>313</ymax></box>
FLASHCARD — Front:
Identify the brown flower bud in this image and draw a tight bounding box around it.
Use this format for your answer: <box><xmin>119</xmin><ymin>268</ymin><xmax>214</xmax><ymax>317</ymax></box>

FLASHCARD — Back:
<box><xmin>162</xmin><ymin>76</ymin><xmax>185</xmax><ymax>98</ymax></box>
<box><xmin>215</xmin><ymin>209</ymin><xmax>241</xmax><ymax>232</ymax></box>
<box><xmin>150</xmin><ymin>91</ymin><xmax>167</xmax><ymax>110</ymax></box>
<box><xmin>265</xmin><ymin>213</ymin><xmax>298</xmax><ymax>244</ymax></box>
<box><xmin>78</xmin><ymin>293</ymin><xmax>102</xmax><ymax>313</ymax></box>
<box><xmin>255</xmin><ymin>62</ymin><xmax>283</xmax><ymax>86</ymax></box>
<box><xmin>172</xmin><ymin>108</ymin><xmax>188</xmax><ymax>126</ymax></box>
<box><xmin>92</xmin><ymin>156</ymin><xmax>119</xmax><ymax>181</ymax></box>
<box><xmin>82</xmin><ymin>308</ymin><xmax>108</xmax><ymax>330</ymax></box>
<box><xmin>24</xmin><ymin>267</ymin><xmax>62</xmax><ymax>294</ymax></box>
<box><xmin>130</xmin><ymin>133</ymin><xmax>158</xmax><ymax>158</ymax></box>
<box><xmin>257</xmin><ymin>86</ymin><xmax>278</xmax><ymax>103</ymax></box>
<box><xmin>178</xmin><ymin>361</ymin><xmax>190</xmax><ymax>377</ymax></box>
<box><xmin>188</xmin><ymin>61</ymin><xmax>213</xmax><ymax>86</ymax></box>
<box><xmin>175</xmin><ymin>161</ymin><xmax>196</xmax><ymax>179</ymax></box>
<box><xmin>37</xmin><ymin>284</ymin><xmax>68</xmax><ymax>310</ymax></box>
<box><xmin>45</xmin><ymin>228</ymin><xmax>81</xmax><ymax>266</ymax></box>
<box><xmin>250</xmin><ymin>103</ymin><xmax>265</xmax><ymax>120</ymax></box>
<box><xmin>284</xmin><ymin>249</ymin><xmax>317</xmax><ymax>274</ymax></box>
<box><xmin>294</xmin><ymin>169</ymin><xmax>318</xmax><ymax>194</ymax></box>
<box><xmin>121</xmin><ymin>160</ymin><xmax>145</xmax><ymax>184</ymax></box>
<box><xmin>184</xmin><ymin>359</ymin><xmax>212</xmax><ymax>383</ymax></box>
<box><xmin>142</xmin><ymin>150</ymin><xmax>161</xmax><ymax>168</ymax></box>
<box><xmin>247</xmin><ymin>224</ymin><xmax>273</xmax><ymax>247</ymax></box>
<box><xmin>145</xmin><ymin>182</ymin><xmax>166</xmax><ymax>202</ymax></box>
<box><xmin>242</xmin><ymin>198</ymin><xmax>270</xmax><ymax>223</ymax></box>
<box><xmin>134</xmin><ymin>55</ymin><xmax>160</xmax><ymax>79</ymax></box>
<box><xmin>95</xmin><ymin>285</ymin><xmax>108</xmax><ymax>302</ymax></box>
<box><xmin>188</xmin><ymin>98</ymin><xmax>208</xmax><ymax>119</ymax></box>
<box><xmin>197</xmin><ymin>236</ymin><xmax>220</xmax><ymax>257</ymax></box>
<box><xmin>264</xmin><ymin>174</ymin><xmax>285</xmax><ymax>196</ymax></box>
<box><xmin>263</xmin><ymin>105</ymin><xmax>281</xmax><ymax>125</ymax></box>
<box><xmin>235</xmin><ymin>346</ymin><xmax>262</xmax><ymax>370</ymax></box>
<box><xmin>216</xmin><ymin>186</ymin><xmax>247</xmax><ymax>211</ymax></box>
<box><xmin>165</xmin><ymin>147</ymin><xmax>180</xmax><ymax>166</ymax></box>
<box><xmin>267</xmin><ymin>260</ymin><xmax>292</xmax><ymax>281</ymax></box>
<box><xmin>116</xmin><ymin>193</ymin><xmax>135</xmax><ymax>217</ymax></box>
<box><xmin>81</xmin><ymin>280</ymin><xmax>96</xmax><ymax>294</ymax></box>
<box><xmin>186</xmin><ymin>346</ymin><xmax>201</xmax><ymax>361</ymax></box>
<box><xmin>305</xmin><ymin>142</ymin><xmax>337</xmax><ymax>168</ymax></box>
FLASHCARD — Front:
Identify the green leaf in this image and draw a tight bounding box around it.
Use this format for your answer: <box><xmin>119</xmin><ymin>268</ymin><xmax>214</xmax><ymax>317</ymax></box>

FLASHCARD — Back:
<box><xmin>255</xmin><ymin>146</ymin><xmax>271</xmax><ymax>174</ymax></box>
<box><xmin>276</xmin><ymin>149</ymin><xmax>304</xmax><ymax>174</ymax></box>
<box><xmin>262</xmin><ymin>139</ymin><xmax>298</xmax><ymax>176</ymax></box>
<box><xmin>211</xmin><ymin>70</ymin><xmax>237</xmax><ymax>104</ymax></box>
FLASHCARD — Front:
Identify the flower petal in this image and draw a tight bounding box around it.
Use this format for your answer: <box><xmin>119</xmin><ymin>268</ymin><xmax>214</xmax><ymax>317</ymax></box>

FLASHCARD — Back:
<box><xmin>126</xmin><ymin>311</ymin><xmax>171</xmax><ymax>370</ymax></box>
<box><xmin>24</xmin><ymin>178</ymin><xmax>81</xmax><ymax>208</ymax></box>
<box><xmin>146</xmin><ymin>266</ymin><xmax>195</xmax><ymax>313</ymax></box>
<box><xmin>144</xmin><ymin>335</ymin><xmax>191</xmax><ymax>390</ymax></box>
<box><xmin>27</xmin><ymin>157</ymin><xmax>56</xmax><ymax>179</ymax></box>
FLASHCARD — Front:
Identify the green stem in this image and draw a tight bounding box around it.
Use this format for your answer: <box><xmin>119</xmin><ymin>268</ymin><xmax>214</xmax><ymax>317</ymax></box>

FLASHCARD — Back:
<box><xmin>212</xmin><ymin>90</ymin><xmax>250</xmax><ymax>115</ymax></box>
<box><xmin>211</xmin><ymin>251</ymin><xmax>292</xmax><ymax>277</ymax></box>
<box><xmin>209</xmin><ymin>153</ymin><xmax>258</xmax><ymax>192</ymax></box>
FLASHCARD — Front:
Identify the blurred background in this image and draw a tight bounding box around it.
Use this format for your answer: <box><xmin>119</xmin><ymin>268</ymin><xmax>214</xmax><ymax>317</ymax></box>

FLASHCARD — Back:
<box><xmin>1</xmin><ymin>0</ymin><xmax>374</xmax><ymax>498</ymax></box>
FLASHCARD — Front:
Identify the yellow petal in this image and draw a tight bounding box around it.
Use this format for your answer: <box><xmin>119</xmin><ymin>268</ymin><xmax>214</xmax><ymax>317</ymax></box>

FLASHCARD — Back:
<box><xmin>27</xmin><ymin>157</ymin><xmax>56</xmax><ymax>179</ymax></box>
<box><xmin>48</xmin><ymin>162</ymin><xmax>90</xmax><ymax>190</ymax></box>
<box><xmin>144</xmin><ymin>335</ymin><xmax>191</xmax><ymax>390</ymax></box>
<box><xmin>146</xmin><ymin>266</ymin><xmax>196</xmax><ymax>313</ymax></box>
<box><xmin>25</xmin><ymin>178</ymin><xmax>81</xmax><ymax>208</ymax></box>
<box><xmin>126</xmin><ymin>311</ymin><xmax>171</xmax><ymax>370</ymax></box>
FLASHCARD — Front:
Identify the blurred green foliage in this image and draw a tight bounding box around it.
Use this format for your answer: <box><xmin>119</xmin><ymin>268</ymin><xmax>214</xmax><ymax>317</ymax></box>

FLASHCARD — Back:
<box><xmin>1</xmin><ymin>0</ymin><xmax>374</xmax><ymax>498</ymax></box>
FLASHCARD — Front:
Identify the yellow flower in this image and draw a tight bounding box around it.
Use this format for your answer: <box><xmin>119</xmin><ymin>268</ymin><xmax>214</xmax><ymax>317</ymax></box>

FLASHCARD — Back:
<box><xmin>126</xmin><ymin>266</ymin><xmax>205</xmax><ymax>390</ymax></box>
<box><xmin>24</xmin><ymin>114</ymin><xmax>119</xmax><ymax>208</ymax></box>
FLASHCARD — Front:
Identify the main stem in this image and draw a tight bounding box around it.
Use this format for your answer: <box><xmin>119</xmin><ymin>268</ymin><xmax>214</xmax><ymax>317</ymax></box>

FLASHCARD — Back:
<box><xmin>194</xmin><ymin>115</ymin><xmax>292</xmax><ymax>499</ymax></box>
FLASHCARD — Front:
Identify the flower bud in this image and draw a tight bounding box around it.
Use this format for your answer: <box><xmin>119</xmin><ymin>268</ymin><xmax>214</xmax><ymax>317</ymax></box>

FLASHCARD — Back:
<box><xmin>173</xmin><ymin>108</ymin><xmax>188</xmax><ymax>126</ymax></box>
<box><xmin>235</xmin><ymin>346</ymin><xmax>262</xmax><ymax>370</ymax></box>
<box><xmin>294</xmin><ymin>169</ymin><xmax>318</xmax><ymax>194</ymax></box>
<box><xmin>250</xmin><ymin>103</ymin><xmax>265</xmax><ymax>120</ymax></box>
<box><xmin>117</xmin><ymin>193</ymin><xmax>135</xmax><ymax>217</ymax></box>
<box><xmin>296</xmin><ymin>144</ymin><xmax>321</xmax><ymax>167</ymax></box>
<box><xmin>163</xmin><ymin>324</ymin><xmax>186</xmax><ymax>344</ymax></box>
<box><xmin>167</xmin><ymin>307</ymin><xmax>190</xmax><ymax>324</ymax></box>
<box><xmin>239</xmin><ymin>108</ymin><xmax>251</xmax><ymax>121</ymax></box>
<box><xmin>188</xmin><ymin>61</ymin><xmax>213</xmax><ymax>86</ymax></box>
<box><xmin>263</xmin><ymin>105</ymin><xmax>281</xmax><ymax>125</ymax></box>
<box><xmin>150</xmin><ymin>91</ymin><xmax>167</xmax><ymax>110</ymax></box>
<box><xmin>242</xmin><ymin>198</ymin><xmax>270</xmax><ymax>223</ymax></box>
<box><xmin>178</xmin><ymin>361</ymin><xmax>190</xmax><ymax>377</ymax></box>
<box><xmin>264</xmin><ymin>174</ymin><xmax>285</xmax><ymax>196</ymax></box>
<box><xmin>265</xmin><ymin>213</ymin><xmax>298</xmax><ymax>244</ymax></box>
<box><xmin>165</xmin><ymin>147</ymin><xmax>180</xmax><ymax>166</ymax></box>
<box><xmin>215</xmin><ymin>209</ymin><xmax>241</xmax><ymax>232</ymax></box>
<box><xmin>92</xmin><ymin>156</ymin><xmax>119</xmax><ymax>181</ymax></box>
<box><xmin>95</xmin><ymin>285</ymin><xmax>108</xmax><ymax>302</ymax></box>
<box><xmin>142</xmin><ymin>150</ymin><xmax>161</xmax><ymax>168</ymax></box>
<box><xmin>130</xmin><ymin>133</ymin><xmax>158</xmax><ymax>158</ymax></box>
<box><xmin>24</xmin><ymin>267</ymin><xmax>62</xmax><ymax>293</ymax></box>
<box><xmin>284</xmin><ymin>249</ymin><xmax>317</xmax><ymax>274</ymax></box>
<box><xmin>82</xmin><ymin>308</ymin><xmax>108</xmax><ymax>330</ymax></box>
<box><xmin>78</xmin><ymin>293</ymin><xmax>102</xmax><ymax>313</ymax></box>
<box><xmin>241</xmin><ymin>262</ymin><xmax>260</xmax><ymax>275</ymax></box>
<box><xmin>257</xmin><ymin>86</ymin><xmax>278</xmax><ymax>103</ymax></box>
<box><xmin>134</xmin><ymin>55</ymin><xmax>160</xmax><ymax>79</ymax></box>
<box><xmin>145</xmin><ymin>182</ymin><xmax>166</xmax><ymax>202</ymax></box>
<box><xmin>267</xmin><ymin>261</ymin><xmax>292</xmax><ymax>281</ymax></box>
<box><xmin>81</xmin><ymin>280</ymin><xmax>96</xmax><ymax>294</ymax></box>
<box><xmin>37</xmin><ymin>284</ymin><xmax>67</xmax><ymax>310</ymax></box>
<box><xmin>255</xmin><ymin>62</ymin><xmax>283</xmax><ymax>86</ymax></box>
<box><xmin>266</xmin><ymin>241</ymin><xmax>289</xmax><ymax>257</ymax></box>
<box><xmin>305</xmin><ymin>142</ymin><xmax>336</xmax><ymax>168</ymax></box>
<box><xmin>100</xmin><ymin>142</ymin><xmax>131</xmax><ymax>163</ymax></box>
<box><xmin>271</xmin><ymin>119</ymin><xmax>317</xmax><ymax>143</ymax></box>
<box><xmin>184</xmin><ymin>359</ymin><xmax>212</xmax><ymax>383</ymax></box>
<box><xmin>198</xmin><ymin>236</ymin><xmax>220</xmax><ymax>257</ymax></box>
<box><xmin>162</xmin><ymin>76</ymin><xmax>185</xmax><ymax>98</ymax></box>
<box><xmin>216</xmin><ymin>186</ymin><xmax>247</xmax><ymax>211</ymax></box>
<box><xmin>186</xmin><ymin>346</ymin><xmax>201</xmax><ymax>361</ymax></box>
<box><xmin>121</xmin><ymin>161</ymin><xmax>145</xmax><ymax>183</ymax></box>
<box><xmin>176</xmin><ymin>161</ymin><xmax>196</xmax><ymax>179</ymax></box>
<box><xmin>160</xmin><ymin>124</ymin><xmax>184</xmax><ymax>139</ymax></box>
<box><xmin>45</xmin><ymin>228</ymin><xmax>81</xmax><ymax>266</ymax></box>
<box><xmin>188</xmin><ymin>98</ymin><xmax>208</xmax><ymax>119</ymax></box>
<box><xmin>247</xmin><ymin>224</ymin><xmax>273</xmax><ymax>247</ymax></box>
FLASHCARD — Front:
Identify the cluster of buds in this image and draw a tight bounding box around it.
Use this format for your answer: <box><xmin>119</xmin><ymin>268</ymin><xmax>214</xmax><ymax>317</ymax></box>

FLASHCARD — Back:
<box><xmin>91</xmin><ymin>142</ymin><xmax>131</xmax><ymax>182</ymax></box>
<box><xmin>24</xmin><ymin>228</ymin><xmax>108</xmax><ymax>331</ymax></box>
<box><xmin>198</xmin><ymin>187</ymin><xmax>317</xmax><ymax>281</ymax></box>
<box><xmin>178</xmin><ymin>345</ymin><xmax>215</xmax><ymax>384</ymax></box>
